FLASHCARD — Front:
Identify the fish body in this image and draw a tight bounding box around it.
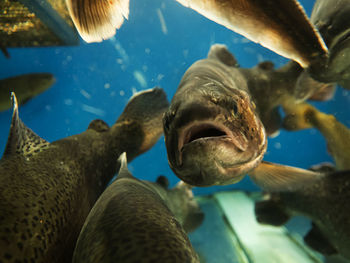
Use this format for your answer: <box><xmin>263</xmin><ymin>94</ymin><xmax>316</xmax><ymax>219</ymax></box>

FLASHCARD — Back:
<box><xmin>0</xmin><ymin>88</ymin><xmax>169</xmax><ymax>262</ymax></box>
<box><xmin>255</xmin><ymin>170</ymin><xmax>350</xmax><ymax>260</ymax></box>
<box><xmin>0</xmin><ymin>73</ymin><xmax>55</xmax><ymax>112</ymax></box>
<box><xmin>283</xmin><ymin>103</ymin><xmax>350</xmax><ymax>170</ymax></box>
<box><xmin>308</xmin><ymin>0</ymin><xmax>350</xmax><ymax>89</ymax></box>
<box><xmin>72</xmin><ymin>153</ymin><xmax>203</xmax><ymax>263</ymax></box>
<box><xmin>65</xmin><ymin>0</ymin><xmax>327</xmax><ymax>69</ymax></box>
<box><xmin>163</xmin><ymin>44</ymin><xmax>321</xmax><ymax>190</ymax></box>
<box><xmin>176</xmin><ymin>0</ymin><xmax>327</xmax><ymax>68</ymax></box>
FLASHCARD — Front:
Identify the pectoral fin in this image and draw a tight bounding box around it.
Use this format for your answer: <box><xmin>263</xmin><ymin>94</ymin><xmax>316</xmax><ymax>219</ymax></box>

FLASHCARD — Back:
<box><xmin>249</xmin><ymin>161</ymin><xmax>323</xmax><ymax>192</ymax></box>
<box><xmin>66</xmin><ymin>0</ymin><xmax>130</xmax><ymax>43</ymax></box>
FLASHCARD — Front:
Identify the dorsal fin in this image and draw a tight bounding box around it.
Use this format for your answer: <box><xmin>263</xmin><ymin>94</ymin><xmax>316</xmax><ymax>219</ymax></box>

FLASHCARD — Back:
<box><xmin>88</xmin><ymin>119</ymin><xmax>109</xmax><ymax>132</ymax></box>
<box><xmin>117</xmin><ymin>152</ymin><xmax>132</xmax><ymax>179</ymax></box>
<box><xmin>207</xmin><ymin>44</ymin><xmax>239</xmax><ymax>67</ymax></box>
<box><xmin>3</xmin><ymin>93</ymin><xmax>49</xmax><ymax>158</ymax></box>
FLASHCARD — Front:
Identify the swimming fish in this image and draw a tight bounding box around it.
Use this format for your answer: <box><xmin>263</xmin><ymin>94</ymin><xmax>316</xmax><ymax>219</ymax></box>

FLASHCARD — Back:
<box><xmin>0</xmin><ymin>73</ymin><xmax>55</xmax><ymax>112</ymax></box>
<box><xmin>255</xmin><ymin>169</ymin><xmax>350</xmax><ymax>260</ymax></box>
<box><xmin>282</xmin><ymin>102</ymin><xmax>350</xmax><ymax>170</ymax></box>
<box><xmin>256</xmin><ymin>100</ymin><xmax>350</xmax><ymax>259</ymax></box>
<box><xmin>65</xmin><ymin>0</ymin><xmax>328</xmax><ymax>68</ymax></box>
<box><xmin>163</xmin><ymin>44</ymin><xmax>322</xmax><ymax>190</ymax></box>
<box><xmin>307</xmin><ymin>0</ymin><xmax>350</xmax><ymax>89</ymax></box>
<box><xmin>73</xmin><ymin>152</ymin><xmax>203</xmax><ymax>263</ymax></box>
<box><xmin>0</xmin><ymin>88</ymin><xmax>169</xmax><ymax>263</ymax></box>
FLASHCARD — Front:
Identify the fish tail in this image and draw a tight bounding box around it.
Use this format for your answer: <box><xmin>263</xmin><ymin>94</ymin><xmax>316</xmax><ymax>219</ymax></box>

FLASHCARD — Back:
<box><xmin>66</xmin><ymin>0</ymin><xmax>130</xmax><ymax>43</ymax></box>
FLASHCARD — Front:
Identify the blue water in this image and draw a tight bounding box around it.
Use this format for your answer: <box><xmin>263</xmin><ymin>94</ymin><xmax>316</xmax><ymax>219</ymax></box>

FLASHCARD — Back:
<box><xmin>0</xmin><ymin>0</ymin><xmax>349</xmax><ymax>195</ymax></box>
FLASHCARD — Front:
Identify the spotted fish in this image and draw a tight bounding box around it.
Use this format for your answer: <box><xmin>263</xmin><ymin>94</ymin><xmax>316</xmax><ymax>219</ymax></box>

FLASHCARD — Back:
<box><xmin>0</xmin><ymin>88</ymin><xmax>169</xmax><ymax>263</ymax></box>
<box><xmin>65</xmin><ymin>0</ymin><xmax>327</xmax><ymax>68</ymax></box>
<box><xmin>163</xmin><ymin>44</ymin><xmax>322</xmax><ymax>190</ymax></box>
<box><xmin>0</xmin><ymin>73</ymin><xmax>55</xmax><ymax>112</ymax></box>
<box><xmin>73</xmin><ymin>152</ymin><xmax>203</xmax><ymax>263</ymax></box>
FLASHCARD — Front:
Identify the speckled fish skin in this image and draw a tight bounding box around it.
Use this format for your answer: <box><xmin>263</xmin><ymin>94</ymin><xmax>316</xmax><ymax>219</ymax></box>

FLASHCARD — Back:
<box><xmin>163</xmin><ymin>44</ymin><xmax>267</xmax><ymax>186</ymax></box>
<box><xmin>0</xmin><ymin>73</ymin><xmax>55</xmax><ymax>112</ymax></box>
<box><xmin>255</xmin><ymin>169</ymin><xmax>350</xmax><ymax>260</ymax></box>
<box><xmin>308</xmin><ymin>0</ymin><xmax>350</xmax><ymax>89</ymax></box>
<box><xmin>72</xmin><ymin>153</ymin><xmax>202</xmax><ymax>263</ymax></box>
<box><xmin>0</xmin><ymin>88</ymin><xmax>169</xmax><ymax>263</ymax></box>
<box><xmin>163</xmin><ymin>44</ymin><xmax>327</xmax><ymax>188</ymax></box>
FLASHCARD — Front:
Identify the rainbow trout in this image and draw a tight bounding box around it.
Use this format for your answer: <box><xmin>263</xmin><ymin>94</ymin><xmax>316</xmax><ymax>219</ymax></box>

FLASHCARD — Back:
<box><xmin>73</xmin><ymin>152</ymin><xmax>203</xmax><ymax>263</ymax></box>
<box><xmin>0</xmin><ymin>88</ymin><xmax>169</xmax><ymax>262</ymax></box>
<box><xmin>163</xmin><ymin>44</ymin><xmax>323</xmax><ymax>190</ymax></box>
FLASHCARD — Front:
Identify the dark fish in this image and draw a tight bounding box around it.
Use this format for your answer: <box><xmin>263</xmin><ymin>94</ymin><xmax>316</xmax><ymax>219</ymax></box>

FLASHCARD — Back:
<box><xmin>1</xmin><ymin>46</ymin><xmax>10</xmax><ymax>59</ymax></box>
<box><xmin>0</xmin><ymin>73</ymin><xmax>55</xmax><ymax>112</ymax></box>
<box><xmin>308</xmin><ymin>0</ymin><xmax>350</xmax><ymax>89</ymax></box>
<box><xmin>73</xmin><ymin>152</ymin><xmax>203</xmax><ymax>263</ymax></box>
<box><xmin>163</xmin><ymin>44</ymin><xmax>322</xmax><ymax>190</ymax></box>
<box><xmin>65</xmin><ymin>0</ymin><xmax>328</xmax><ymax>68</ymax></box>
<box><xmin>283</xmin><ymin>102</ymin><xmax>350</xmax><ymax>170</ymax></box>
<box><xmin>254</xmin><ymin>169</ymin><xmax>350</xmax><ymax>260</ymax></box>
<box><xmin>176</xmin><ymin>0</ymin><xmax>328</xmax><ymax>68</ymax></box>
<box><xmin>0</xmin><ymin>88</ymin><xmax>169</xmax><ymax>262</ymax></box>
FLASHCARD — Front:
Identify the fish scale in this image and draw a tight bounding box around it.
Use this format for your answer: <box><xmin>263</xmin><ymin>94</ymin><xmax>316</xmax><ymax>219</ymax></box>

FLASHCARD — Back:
<box><xmin>0</xmin><ymin>88</ymin><xmax>169</xmax><ymax>262</ymax></box>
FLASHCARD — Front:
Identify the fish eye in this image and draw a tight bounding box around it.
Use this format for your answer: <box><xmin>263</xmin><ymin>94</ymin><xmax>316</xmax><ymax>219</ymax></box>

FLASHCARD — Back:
<box><xmin>232</xmin><ymin>102</ymin><xmax>238</xmax><ymax>115</ymax></box>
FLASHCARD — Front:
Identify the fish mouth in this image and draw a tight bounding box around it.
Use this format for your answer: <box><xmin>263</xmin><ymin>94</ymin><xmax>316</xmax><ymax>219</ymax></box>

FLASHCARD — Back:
<box><xmin>177</xmin><ymin>121</ymin><xmax>248</xmax><ymax>165</ymax></box>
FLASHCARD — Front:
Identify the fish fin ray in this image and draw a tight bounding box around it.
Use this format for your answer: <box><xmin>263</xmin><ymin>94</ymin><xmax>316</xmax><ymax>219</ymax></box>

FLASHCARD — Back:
<box><xmin>249</xmin><ymin>161</ymin><xmax>323</xmax><ymax>192</ymax></box>
<box><xmin>304</xmin><ymin>223</ymin><xmax>338</xmax><ymax>255</ymax></box>
<box><xmin>207</xmin><ymin>44</ymin><xmax>239</xmax><ymax>67</ymax></box>
<box><xmin>66</xmin><ymin>0</ymin><xmax>130</xmax><ymax>43</ymax></box>
<box><xmin>3</xmin><ymin>93</ymin><xmax>49</xmax><ymax>158</ymax></box>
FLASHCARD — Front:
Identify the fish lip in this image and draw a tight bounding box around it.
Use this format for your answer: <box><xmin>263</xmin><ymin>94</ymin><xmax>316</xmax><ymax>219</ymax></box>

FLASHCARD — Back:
<box><xmin>177</xmin><ymin>120</ymin><xmax>247</xmax><ymax>166</ymax></box>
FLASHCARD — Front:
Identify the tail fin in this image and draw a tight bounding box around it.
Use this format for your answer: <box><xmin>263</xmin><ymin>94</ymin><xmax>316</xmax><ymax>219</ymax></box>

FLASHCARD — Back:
<box><xmin>66</xmin><ymin>0</ymin><xmax>129</xmax><ymax>43</ymax></box>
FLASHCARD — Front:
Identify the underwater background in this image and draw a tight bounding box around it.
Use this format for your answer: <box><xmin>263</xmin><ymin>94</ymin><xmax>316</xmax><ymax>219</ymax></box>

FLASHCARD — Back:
<box><xmin>0</xmin><ymin>0</ymin><xmax>349</xmax><ymax>196</ymax></box>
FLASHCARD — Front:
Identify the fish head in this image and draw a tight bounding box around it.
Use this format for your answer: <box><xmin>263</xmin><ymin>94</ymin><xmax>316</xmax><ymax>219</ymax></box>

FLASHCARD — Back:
<box><xmin>28</xmin><ymin>73</ymin><xmax>56</xmax><ymax>93</ymax></box>
<box><xmin>163</xmin><ymin>78</ymin><xmax>267</xmax><ymax>186</ymax></box>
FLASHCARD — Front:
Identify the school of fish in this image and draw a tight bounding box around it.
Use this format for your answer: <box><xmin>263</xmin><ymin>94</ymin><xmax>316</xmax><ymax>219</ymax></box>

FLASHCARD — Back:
<box><xmin>0</xmin><ymin>0</ymin><xmax>349</xmax><ymax>262</ymax></box>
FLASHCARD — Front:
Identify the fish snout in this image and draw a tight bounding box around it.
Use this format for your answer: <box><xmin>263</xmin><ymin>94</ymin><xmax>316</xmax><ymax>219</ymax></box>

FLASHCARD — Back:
<box><xmin>171</xmin><ymin>134</ymin><xmax>262</xmax><ymax>186</ymax></box>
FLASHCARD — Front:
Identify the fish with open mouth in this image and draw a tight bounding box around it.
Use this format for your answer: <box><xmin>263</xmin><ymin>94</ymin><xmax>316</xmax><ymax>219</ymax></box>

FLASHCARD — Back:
<box><xmin>163</xmin><ymin>44</ymin><xmax>322</xmax><ymax>190</ymax></box>
<box><xmin>0</xmin><ymin>88</ymin><xmax>168</xmax><ymax>262</ymax></box>
<box><xmin>73</xmin><ymin>152</ymin><xmax>203</xmax><ymax>263</ymax></box>
<box><xmin>65</xmin><ymin>0</ymin><xmax>327</xmax><ymax>69</ymax></box>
